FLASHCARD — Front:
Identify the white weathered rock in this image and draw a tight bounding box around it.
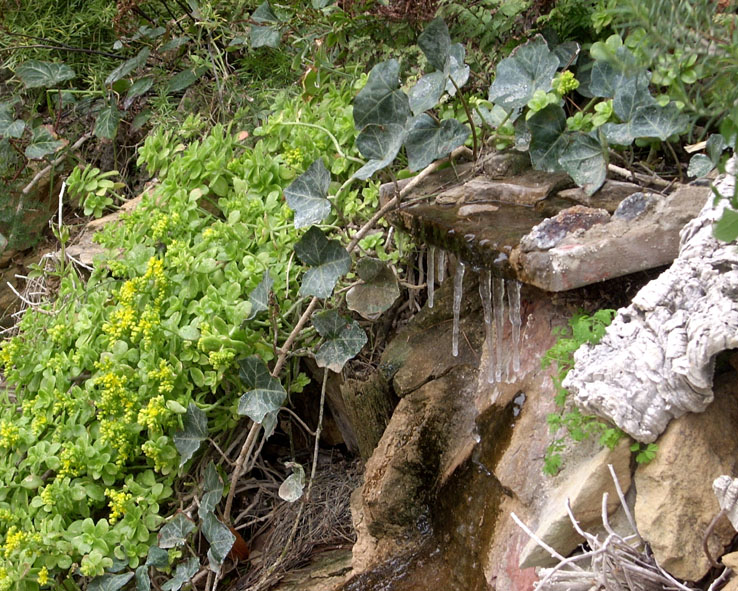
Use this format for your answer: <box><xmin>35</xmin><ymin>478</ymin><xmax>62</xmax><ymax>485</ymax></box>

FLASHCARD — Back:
<box><xmin>563</xmin><ymin>161</ymin><xmax>738</xmax><ymax>442</ymax></box>
<box><xmin>714</xmin><ymin>475</ymin><xmax>738</xmax><ymax>532</ymax></box>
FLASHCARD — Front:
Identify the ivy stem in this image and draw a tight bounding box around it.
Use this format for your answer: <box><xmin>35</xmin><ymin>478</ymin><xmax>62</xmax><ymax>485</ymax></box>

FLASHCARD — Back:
<box><xmin>450</xmin><ymin>78</ymin><xmax>478</xmax><ymax>161</ymax></box>
<box><xmin>275</xmin><ymin>121</ymin><xmax>364</xmax><ymax>164</ymax></box>
<box><xmin>307</xmin><ymin>369</ymin><xmax>328</xmax><ymax>500</ymax></box>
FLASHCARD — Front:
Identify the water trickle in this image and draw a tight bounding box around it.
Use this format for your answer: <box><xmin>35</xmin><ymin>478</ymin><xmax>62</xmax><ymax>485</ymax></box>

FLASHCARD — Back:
<box><xmin>479</xmin><ymin>269</ymin><xmax>495</xmax><ymax>384</ymax></box>
<box><xmin>428</xmin><ymin>246</ymin><xmax>436</xmax><ymax>309</ymax></box>
<box><xmin>438</xmin><ymin>250</ymin><xmax>447</xmax><ymax>284</ymax></box>
<box><xmin>452</xmin><ymin>261</ymin><xmax>465</xmax><ymax>357</ymax></box>
<box><xmin>508</xmin><ymin>280</ymin><xmax>522</xmax><ymax>373</ymax></box>
<box><xmin>493</xmin><ymin>277</ymin><xmax>505</xmax><ymax>383</ymax></box>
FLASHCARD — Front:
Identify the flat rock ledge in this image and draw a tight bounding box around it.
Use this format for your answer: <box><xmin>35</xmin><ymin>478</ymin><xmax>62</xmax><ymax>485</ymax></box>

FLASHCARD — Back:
<box><xmin>563</xmin><ymin>159</ymin><xmax>738</xmax><ymax>442</ymax></box>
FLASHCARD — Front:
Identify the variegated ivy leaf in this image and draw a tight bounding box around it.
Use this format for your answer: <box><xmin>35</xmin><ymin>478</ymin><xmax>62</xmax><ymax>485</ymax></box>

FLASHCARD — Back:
<box><xmin>602</xmin><ymin>103</ymin><xmax>688</xmax><ymax>144</ymax></box>
<box><xmin>198</xmin><ymin>461</ymin><xmax>224</xmax><ymax>519</ymax></box>
<box><xmin>237</xmin><ymin>356</ymin><xmax>286</xmax><ymax>423</ymax></box>
<box><xmin>161</xmin><ymin>557</ymin><xmax>199</xmax><ymax>591</ymax></box>
<box><xmin>278</xmin><ymin>463</ymin><xmax>305</xmax><ymax>502</ymax></box>
<box><xmin>94</xmin><ymin>105</ymin><xmax>122</xmax><ymax>140</ymax></box>
<box><xmin>88</xmin><ymin>573</ymin><xmax>134</xmax><ymax>591</ymax></box>
<box><xmin>105</xmin><ymin>48</ymin><xmax>150</xmax><ymax>85</ymax></box>
<box><xmin>558</xmin><ymin>132</ymin><xmax>607</xmax><ymax>196</ymax></box>
<box><xmin>688</xmin><ymin>154</ymin><xmax>714</xmax><ymax>178</ymax></box>
<box><xmin>158</xmin><ymin>513</ymin><xmax>196</xmax><ymax>548</ymax></box>
<box><xmin>0</xmin><ymin>102</ymin><xmax>25</xmax><ymax>139</ymax></box>
<box><xmin>284</xmin><ymin>158</ymin><xmax>331</xmax><ymax>228</ymax></box>
<box><xmin>15</xmin><ymin>60</ymin><xmax>75</xmax><ymax>88</ymax></box>
<box><xmin>488</xmin><ymin>35</ymin><xmax>559</xmax><ymax>115</ymax></box>
<box><xmin>346</xmin><ymin>257</ymin><xmax>400</xmax><ymax>320</ymax></box>
<box><xmin>418</xmin><ymin>17</ymin><xmax>452</xmax><ymax>72</ymax></box>
<box><xmin>445</xmin><ymin>44</ymin><xmax>470</xmax><ymax>96</ymax></box>
<box><xmin>312</xmin><ymin>309</ymin><xmax>367</xmax><ymax>372</ymax></box>
<box><xmin>527</xmin><ymin>104</ymin><xmax>568</xmax><ymax>172</ymax></box>
<box><xmin>353</xmin><ymin>123</ymin><xmax>406</xmax><ymax>180</ymax></box>
<box><xmin>405</xmin><ymin>114</ymin><xmax>469</xmax><ymax>172</ymax></box>
<box><xmin>294</xmin><ymin>227</ymin><xmax>350</xmax><ymax>298</ymax></box>
<box><xmin>247</xmin><ymin>271</ymin><xmax>273</xmax><ymax>320</ymax></box>
<box><xmin>25</xmin><ymin>126</ymin><xmax>64</xmax><ymax>160</ymax></box>
<box><xmin>202</xmin><ymin>513</ymin><xmax>235</xmax><ymax>571</ymax></box>
<box><xmin>408</xmin><ymin>72</ymin><xmax>446</xmax><ymax>116</ymax></box>
<box><xmin>173</xmin><ymin>403</ymin><xmax>208</xmax><ymax>466</ymax></box>
<box><xmin>353</xmin><ymin>59</ymin><xmax>411</xmax><ymax>130</ymax></box>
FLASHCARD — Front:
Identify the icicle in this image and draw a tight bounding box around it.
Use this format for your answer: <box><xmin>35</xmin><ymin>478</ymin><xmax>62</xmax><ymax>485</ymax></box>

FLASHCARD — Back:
<box><xmin>438</xmin><ymin>250</ymin><xmax>447</xmax><ymax>284</ymax></box>
<box><xmin>493</xmin><ymin>277</ymin><xmax>505</xmax><ymax>382</ymax></box>
<box><xmin>479</xmin><ymin>269</ymin><xmax>495</xmax><ymax>383</ymax></box>
<box><xmin>508</xmin><ymin>280</ymin><xmax>522</xmax><ymax>374</ymax></box>
<box><xmin>452</xmin><ymin>261</ymin><xmax>465</xmax><ymax>357</ymax></box>
<box><xmin>428</xmin><ymin>246</ymin><xmax>435</xmax><ymax>309</ymax></box>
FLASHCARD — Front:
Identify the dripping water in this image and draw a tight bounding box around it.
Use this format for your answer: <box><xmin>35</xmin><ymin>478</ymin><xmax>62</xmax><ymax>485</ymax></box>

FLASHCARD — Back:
<box><xmin>508</xmin><ymin>280</ymin><xmax>522</xmax><ymax>374</ymax></box>
<box><xmin>428</xmin><ymin>246</ymin><xmax>436</xmax><ymax>309</ymax></box>
<box><xmin>479</xmin><ymin>269</ymin><xmax>495</xmax><ymax>384</ymax></box>
<box><xmin>452</xmin><ymin>261</ymin><xmax>465</xmax><ymax>357</ymax></box>
<box><xmin>437</xmin><ymin>250</ymin><xmax>447</xmax><ymax>284</ymax></box>
<box><xmin>492</xmin><ymin>277</ymin><xmax>505</xmax><ymax>383</ymax></box>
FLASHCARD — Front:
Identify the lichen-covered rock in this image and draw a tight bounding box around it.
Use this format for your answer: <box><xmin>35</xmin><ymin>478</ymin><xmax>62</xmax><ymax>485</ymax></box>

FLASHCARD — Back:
<box><xmin>563</xmin><ymin>163</ymin><xmax>738</xmax><ymax>442</ymax></box>
<box><xmin>519</xmin><ymin>205</ymin><xmax>610</xmax><ymax>252</ymax></box>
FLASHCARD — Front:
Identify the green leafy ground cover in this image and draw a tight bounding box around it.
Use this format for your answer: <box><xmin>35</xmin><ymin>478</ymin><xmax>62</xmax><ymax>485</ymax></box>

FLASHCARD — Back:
<box><xmin>1</xmin><ymin>0</ymin><xmax>738</xmax><ymax>589</ymax></box>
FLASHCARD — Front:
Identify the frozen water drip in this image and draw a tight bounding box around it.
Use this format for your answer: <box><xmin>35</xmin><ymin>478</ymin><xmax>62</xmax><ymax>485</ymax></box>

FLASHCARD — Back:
<box><xmin>428</xmin><ymin>246</ymin><xmax>435</xmax><ymax>309</ymax></box>
<box><xmin>493</xmin><ymin>277</ymin><xmax>505</xmax><ymax>383</ymax></box>
<box><xmin>452</xmin><ymin>261</ymin><xmax>465</xmax><ymax>357</ymax></box>
<box><xmin>479</xmin><ymin>269</ymin><xmax>495</xmax><ymax>383</ymax></box>
<box><xmin>508</xmin><ymin>280</ymin><xmax>522</xmax><ymax>373</ymax></box>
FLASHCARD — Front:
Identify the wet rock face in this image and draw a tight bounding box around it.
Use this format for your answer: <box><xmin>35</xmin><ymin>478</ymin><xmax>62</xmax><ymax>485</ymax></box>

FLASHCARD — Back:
<box><xmin>518</xmin><ymin>205</ymin><xmax>610</xmax><ymax>251</ymax></box>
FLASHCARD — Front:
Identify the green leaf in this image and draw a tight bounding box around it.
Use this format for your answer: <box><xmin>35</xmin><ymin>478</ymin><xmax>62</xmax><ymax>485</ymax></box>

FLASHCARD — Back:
<box><xmin>237</xmin><ymin>356</ymin><xmax>287</xmax><ymax>423</ymax></box>
<box><xmin>94</xmin><ymin>105</ymin><xmax>121</xmax><ymax>140</ymax></box>
<box><xmin>345</xmin><ymin>258</ymin><xmax>400</xmax><ymax>319</ymax></box>
<box><xmin>252</xmin><ymin>1</ymin><xmax>279</xmax><ymax>22</ymax></box>
<box><xmin>178</xmin><ymin>324</ymin><xmax>200</xmax><ymax>341</ymax></box>
<box><xmin>707</xmin><ymin>134</ymin><xmax>727</xmax><ymax>163</ymax></box>
<box><xmin>284</xmin><ymin>158</ymin><xmax>331</xmax><ymax>228</ymax></box>
<box><xmin>167</xmin><ymin>69</ymin><xmax>203</xmax><ymax>94</ymax></box>
<box><xmin>278</xmin><ymin>463</ymin><xmax>305</xmax><ymax>502</ymax></box>
<box><xmin>88</xmin><ymin>573</ymin><xmax>135</xmax><ymax>591</ymax></box>
<box><xmin>418</xmin><ymin>17</ymin><xmax>452</xmax><ymax>71</ymax></box>
<box><xmin>688</xmin><ymin>154</ymin><xmax>714</xmax><ymax>178</ymax></box>
<box><xmin>158</xmin><ymin>513</ymin><xmax>196</xmax><ymax>548</ymax></box>
<box><xmin>199</xmin><ymin>462</ymin><xmax>224</xmax><ymax>519</ymax></box>
<box><xmin>294</xmin><ymin>227</ymin><xmax>351</xmax><ymax>298</ymax></box>
<box><xmin>202</xmin><ymin>513</ymin><xmax>235</xmax><ymax>570</ymax></box>
<box><xmin>251</xmin><ymin>25</ymin><xmax>281</xmax><ymax>48</ymax></box>
<box><xmin>602</xmin><ymin>104</ymin><xmax>687</xmax><ymax>143</ymax></box>
<box><xmin>15</xmin><ymin>60</ymin><xmax>75</xmax><ymax>88</ymax></box>
<box><xmin>611</xmin><ymin>73</ymin><xmax>654</xmax><ymax>121</ymax></box>
<box><xmin>408</xmin><ymin>72</ymin><xmax>446</xmax><ymax>116</ymax></box>
<box><xmin>160</xmin><ymin>36</ymin><xmax>190</xmax><ymax>52</ymax></box>
<box><xmin>145</xmin><ymin>546</ymin><xmax>169</xmax><ymax>568</ymax></box>
<box><xmin>558</xmin><ymin>133</ymin><xmax>607</xmax><ymax>195</ymax></box>
<box><xmin>588</xmin><ymin>46</ymin><xmax>639</xmax><ymax>98</ymax></box>
<box><xmin>135</xmin><ymin>565</ymin><xmax>150</xmax><ymax>591</ymax></box>
<box><xmin>0</xmin><ymin>103</ymin><xmax>25</xmax><ymax>139</ymax></box>
<box><xmin>248</xmin><ymin>271</ymin><xmax>274</xmax><ymax>319</ymax></box>
<box><xmin>25</xmin><ymin>126</ymin><xmax>64</xmax><ymax>159</ymax></box>
<box><xmin>127</xmin><ymin>77</ymin><xmax>154</xmax><ymax>100</ymax></box>
<box><xmin>445</xmin><ymin>43</ymin><xmax>470</xmax><ymax>95</ymax></box>
<box><xmin>105</xmin><ymin>48</ymin><xmax>150</xmax><ymax>85</ymax></box>
<box><xmin>528</xmin><ymin>104</ymin><xmax>568</xmax><ymax>172</ymax></box>
<box><xmin>405</xmin><ymin>114</ymin><xmax>469</xmax><ymax>171</ymax></box>
<box><xmin>488</xmin><ymin>35</ymin><xmax>558</xmax><ymax>114</ymax></box>
<box><xmin>173</xmin><ymin>403</ymin><xmax>208</xmax><ymax>466</ymax></box>
<box><xmin>353</xmin><ymin>59</ymin><xmax>411</xmax><ymax>130</ymax></box>
<box><xmin>312</xmin><ymin>309</ymin><xmax>367</xmax><ymax>372</ymax></box>
<box><xmin>354</xmin><ymin>123</ymin><xmax>406</xmax><ymax>180</ymax></box>
<box><xmin>161</xmin><ymin>557</ymin><xmax>199</xmax><ymax>591</ymax></box>
<box><xmin>714</xmin><ymin>207</ymin><xmax>738</xmax><ymax>242</ymax></box>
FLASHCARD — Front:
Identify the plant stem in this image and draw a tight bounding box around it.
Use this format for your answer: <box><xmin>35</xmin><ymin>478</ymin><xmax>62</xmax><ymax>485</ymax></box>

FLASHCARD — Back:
<box><xmin>450</xmin><ymin>78</ymin><xmax>478</xmax><ymax>161</ymax></box>
<box><xmin>275</xmin><ymin>121</ymin><xmax>363</xmax><ymax>164</ymax></box>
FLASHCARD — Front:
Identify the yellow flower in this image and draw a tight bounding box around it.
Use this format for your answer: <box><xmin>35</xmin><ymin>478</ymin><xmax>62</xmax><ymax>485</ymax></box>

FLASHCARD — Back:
<box><xmin>38</xmin><ymin>566</ymin><xmax>49</xmax><ymax>586</ymax></box>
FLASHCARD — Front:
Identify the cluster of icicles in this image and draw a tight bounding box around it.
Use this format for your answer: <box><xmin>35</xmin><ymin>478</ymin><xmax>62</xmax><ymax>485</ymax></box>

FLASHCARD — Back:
<box><xmin>426</xmin><ymin>247</ymin><xmax>521</xmax><ymax>384</ymax></box>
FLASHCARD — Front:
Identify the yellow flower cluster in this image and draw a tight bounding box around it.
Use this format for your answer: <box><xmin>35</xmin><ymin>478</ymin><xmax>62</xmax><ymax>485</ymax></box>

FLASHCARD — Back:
<box><xmin>138</xmin><ymin>395</ymin><xmax>168</xmax><ymax>430</ymax></box>
<box><xmin>40</xmin><ymin>483</ymin><xmax>55</xmax><ymax>508</ymax></box>
<box><xmin>283</xmin><ymin>147</ymin><xmax>304</xmax><ymax>168</ymax></box>
<box><xmin>105</xmin><ymin>488</ymin><xmax>131</xmax><ymax>524</ymax></box>
<box><xmin>47</xmin><ymin>323</ymin><xmax>66</xmax><ymax>344</ymax></box>
<box><xmin>209</xmin><ymin>348</ymin><xmax>235</xmax><ymax>371</ymax></box>
<box><xmin>58</xmin><ymin>445</ymin><xmax>83</xmax><ymax>478</ymax></box>
<box><xmin>38</xmin><ymin>566</ymin><xmax>49</xmax><ymax>586</ymax></box>
<box><xmin>31</xmin><ymin>412</ymin><xmax>48</xmax><ymax>436</ymax></box>
<box><xmin>148</xmin><ymin>359</ymin><xmax>175</xmax><ymax>394</ymax></box>
<box><xmin>0</xmin><ymin>339</ymin><xmax>20</xmax><ymax>369</ymax></box>
<box><xmin>0</xmin><ymin>510</ymin><xmax>13</xmax><ymax>523</ymax></box>
<box><xmin>141</xmin><ymin>439</ymin><xmax>169</xmax><ymax>473</ymax></box>
<box><xmin>0</xmin><ymin>567</ymin><xmax>10</xmax><ymax>591</ymax></box>
<box><xmin>151</xmin><ymin>211</ymin><xmax>181</xmax><ymax>242</ymax></box>
<box><xmin>0</xmin><ymin>421</ymin><xmax>19</xmax><ymax>448</ymax></box>
<box><xmin>1</xmin><ymin>527</ymin><xmax>38</xmax><ymax>558</ymax></box>
<box><xmin>100</xmin><ymin>420</ymin><xmax>134</xmax><ymax>465</ymax></box>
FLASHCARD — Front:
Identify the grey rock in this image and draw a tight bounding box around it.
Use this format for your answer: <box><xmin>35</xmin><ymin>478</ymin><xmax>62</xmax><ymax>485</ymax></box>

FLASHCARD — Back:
<box><xmin>519</xmin><ymin>205</ymin><xmax>610</xmax><ymax>252</ymax></box>
<box><xmin>612</xmin><ymin>191</ymin><xmax>657</xmax><ymax>220</ymax></box>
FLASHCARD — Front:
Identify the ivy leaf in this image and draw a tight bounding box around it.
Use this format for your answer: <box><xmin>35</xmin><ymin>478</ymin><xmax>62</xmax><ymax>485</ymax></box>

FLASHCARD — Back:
<box><xmin>94</xmin><ymin>105</ymin><xmax>121</xmax><ymax>140</ymax></box>
<box><xmin>294</xmin><ymin>227</ymin><xmax>351</xmax><ymax>298</ymax></box>
<box><xmin>688</xmin><ymin>154</ymin><xmax>714</xmax><ymax>178</ymax></box>
<box><xmin>251</xmin><ymin>25</ymin><xmax>281</xmax><ymax>48</ymax></box>
<box><xmin>199</xmin><ymin>462</ymin><xmax>224</xmax><ymax>519</ymax></box>
<box><xmin>602</xmin><ymin>104</ymin><xmax>688</xmax><ymax>144</ymax></box>
<box><xmin>248</xmin><ymin>271</ymin><xmax>274</xmax><ymax>319</ymax></box>
<box><xmin>588</xmin><ymin>47</ymin><xmax>639</xmax><ymax>98</ymax></box>
<box><xmin>408</xmin><ymin>72</ymin><xmax>446</xmax><ymax>116</ymax></box>
<box><xmin>167</xmin><ymin>69</ymin><xmax>203</xmax><ymax>94</ymax></box>
<box><xmin>284</xmin><ymin>158</ymin><xmax>331</xmax><ymax>228</ymax></box>
<box><xmin>126</xmin><ymin>77</ymin><xmax>154</xmax><ymax>101</ymax></box>
<box><xmin>354</xmin><ymin>123</ymin><xmax>406</xmax><ymax>180</ymax></box>
<box><xmin>488</xmin><ymin>35</ymin><xmax>558</xmax><ymax>114</ymax></box>
<box><xmin>278</xmin><ymin>463</ymin><xmax>305</xmax><ymax>502</ymax></box>
<box><xmin>15</xmin><ymin>60</ymin><xmax>75</xmax><ymax>88</ymax></box>
<box><xmin>445</xmin><ymin>44</ymin><xmax>470</xmax><ymax>95</ymax></box>
<box><xmin>88</xmin><ymin>573</ymin><xmax>135</xmax><ymax>591</ymax></box>
<box><xmin>353</xmin><ymin>59</ymin><xmax>411</xmax><ymax>129</ymax></box>
<box><xmin>714</xmin><ymin>208</ymin><xmax>738</xmax><ymax>242</ymax></box>
<box><xmin>707</xmin><ymin>134</ymin><xmax>727</xmax><ymax>163</ymax></box>
<box><xmin>558</xmin><ymin>133</ymin><xmax>607</xmax><ymax>196</ymax></box>
<box><xmin>158</xmin><ymin>513</ymin><xmax>196</xmax><ymax>548</ymax></box>
<box><xmin>553</xmin><ymin>41</ymin><xmax>580</xmax><ymax>68</ymax></box>
<box><xmin>611</xmin><ymin>73</ymin><xmax>654</xmax><ymax>121</ymax></box>
<box><xmin>237</xmin><ymin>356</ymin><xmax>286</xmax><ymax>423</ymax></box>
<box><xmin>173</xmin><ymin>403</ymin><xmax>208</xmax><ymax>466</ymax></box>
<box><xmin>202</xmin><ymin>513</ymin><xmax>235</xmax><ymax>571</ymax></box>
<box><xmin>25</xmin><ymin>126</ymin><xmax>64</xmax><ymax>159</ymax></box>
<box><xmin>252</xmin><ymin>1</ymin><xmax>278</xmax><ymax>22</ymax></box>
<box><xmin>405</xmin><ymin>114</ymin><xmax>469</xmax><ymax>172</ymax></box>
<box><xmin>146</xmin><ymin>546</ymin><xmax>169</xmax><ymax>568</ymax></box>
<box><xmin>528</xmin><ymin>104</ymin><xmax>568</xmax><ymax>172</ymax></box>
<box><xmin>105</xmin><ymin>48</ymin><xmax>150</xmax><ymax>85</ymax></box>
<box><xmin>312</xmin><ymin>309</ymin><xmax>367</xmax><ymax>372</ymax></box>
<box><xmin>161</xmin><ymin>557</ymin><xmax>199</xmax><ymax>591</ymax></box>
<box><xmin>0</xmin><ymin>103</ymin><xmax>25</xmax><ymax>139</ymax></box>
<box><xmin>346</xmin><ymin>257</ymin><xmax>400</xmax><ymax>320</ymax></box>
<box><xmin>418</xmin><ymin>17</ymin><xmax>452</xmax><ymax>71</ymax></box>
<box><xmin>135</xmin><ymin>565</ymin><xmax>150</xmax><ymax>591</ymax></box>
